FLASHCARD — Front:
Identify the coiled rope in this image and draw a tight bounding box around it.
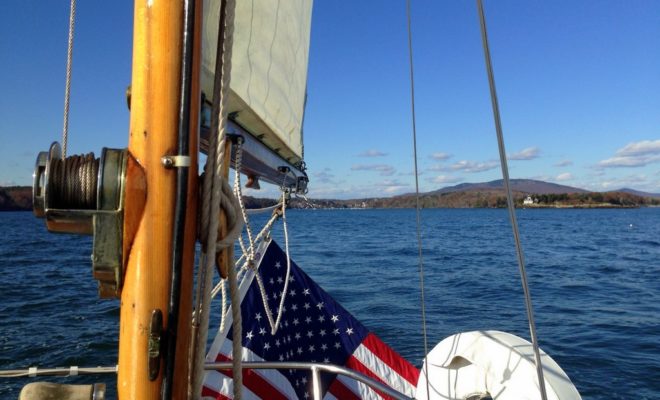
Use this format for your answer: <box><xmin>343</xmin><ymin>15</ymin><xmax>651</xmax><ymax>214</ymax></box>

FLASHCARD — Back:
<box><xmin>476</xmin><ymin>1</ymin><xmax>548</xmax><ymax>399</ymax></box>
<box><xmin>48</xmin><ymin>153</ymin><xmax>98</xmax><ymax>209</ymax></box>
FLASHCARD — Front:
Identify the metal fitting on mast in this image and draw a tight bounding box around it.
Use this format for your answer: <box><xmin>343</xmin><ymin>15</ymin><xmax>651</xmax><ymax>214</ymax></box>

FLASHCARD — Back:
<box><xmin>33</xmin><ymin>141</ymin><xmax>129</xmax><ymax>299</ymax></box>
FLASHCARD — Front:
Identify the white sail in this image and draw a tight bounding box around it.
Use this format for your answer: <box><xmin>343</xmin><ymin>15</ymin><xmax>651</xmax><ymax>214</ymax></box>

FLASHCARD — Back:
<box><xmin>202</xmin><ymin>0</ymin><xmax>313</xmax><ymax>164</ymax></box>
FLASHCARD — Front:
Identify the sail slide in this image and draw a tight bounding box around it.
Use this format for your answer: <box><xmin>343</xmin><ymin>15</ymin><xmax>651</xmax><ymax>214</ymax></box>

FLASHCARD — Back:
<box><xmin>202</xmin><ymin>240</ymin><xmax>419</xmax><ymax>399</ymax></box>
<box><xmin>202</xmin><ymin>0</ymin><xmax>313</xmax><ymax>165</ymax></box>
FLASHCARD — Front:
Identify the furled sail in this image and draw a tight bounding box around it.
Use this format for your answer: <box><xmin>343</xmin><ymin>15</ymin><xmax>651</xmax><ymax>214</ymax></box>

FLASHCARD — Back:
<box><xmin>202</xmin><ymin>0</ymin><xmax>313</xmax><ymax>165</ymax></box>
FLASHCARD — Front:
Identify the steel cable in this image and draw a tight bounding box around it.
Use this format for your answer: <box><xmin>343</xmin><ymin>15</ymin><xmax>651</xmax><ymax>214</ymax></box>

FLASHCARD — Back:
<box><xmin>62</xmin><ymin>0</ymin><xmax>76</xmax><ymax>157</ymax></box>
<box><xmin>405</xmin><ymin>1</ymin><xmax>431</xmax><ymax>399</ymax></box>
<box><xmin>476</xmin><ymin>1</ymin><xmax>548</xmax><ymax>399</ymax></box>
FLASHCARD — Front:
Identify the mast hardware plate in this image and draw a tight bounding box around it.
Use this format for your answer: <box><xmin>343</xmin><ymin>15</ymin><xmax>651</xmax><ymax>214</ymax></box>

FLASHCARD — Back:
<box><xmin>33</xmin><ymin>142</ymin><xmax>128</xmax><ymax>299</ymax></box>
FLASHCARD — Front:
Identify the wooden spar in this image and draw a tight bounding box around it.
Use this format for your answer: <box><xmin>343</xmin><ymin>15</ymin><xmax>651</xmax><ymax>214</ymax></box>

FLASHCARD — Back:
<box><xmin>119</xmin><ymin>0</ymin><xmax>200</xmax><ymax>398</ymax></box>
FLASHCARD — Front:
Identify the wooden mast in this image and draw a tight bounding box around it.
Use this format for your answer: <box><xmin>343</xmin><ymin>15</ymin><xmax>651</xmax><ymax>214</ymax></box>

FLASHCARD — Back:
<box><xmin>119</xmin><ymin>1</ymin><xmax>200</xmax><ymax>398</ymax></box>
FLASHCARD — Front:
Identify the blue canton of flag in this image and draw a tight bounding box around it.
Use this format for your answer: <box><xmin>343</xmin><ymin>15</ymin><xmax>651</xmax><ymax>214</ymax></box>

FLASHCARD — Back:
<box><xmin>203</xmin><ymin>239</ymin><xmax>419</xmax><ymax>400</ymax></box>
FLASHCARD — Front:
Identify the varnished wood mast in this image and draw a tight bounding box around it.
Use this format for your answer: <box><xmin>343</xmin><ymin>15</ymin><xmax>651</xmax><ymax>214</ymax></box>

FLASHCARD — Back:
<box><xmin>120</xmin><ymin>1</ymin><xmax>201</xmax><ymax>398</ymax></box>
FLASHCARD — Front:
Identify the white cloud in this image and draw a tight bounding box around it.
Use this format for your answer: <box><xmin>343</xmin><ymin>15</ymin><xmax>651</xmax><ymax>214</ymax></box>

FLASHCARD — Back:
<box><xmin>383</xmin><ymin>185</ymin><xmax>408</xmax><ymax>194</ymax></box>
<box><xmin>555</xmin><ymin>172</ymin><xmax>573</xmax><ymax>181</ymax></box>
<box><xmin>314</xmin><ymin>168</ymin><xmax>337</xmax><ymax>184</ymax></box>
<box><xmin>450</xmin><ymin>160</ymin><xmax>499</xmax><ymax>173</ymax></box>
<box><xmin>597</xmin><ymin>155</ymin><xmax>660</xmax><ymax>168</ymax></box>
<box><xmin>508</xmin><ymin>147</ymin><xmax>540</xmax><ymax>161</ymax></box>
<box><xmin>429</xmin><ymin>152</ymin><xmax>451</xmax><ymax>161</ymax></box>
<box><xmin>430</xmin><ymin>175</ymin><xmax>461</xmax><ymax>184</ymax></box>
<box><xmin>306</xmin><ymin>185</ymin><xmax>358</xmax><ymax>199</ymax></box>
<box><xmin>597</xmin><ymin>174</ymin><xmax>650</xmax><ymax>190</ymax></box>
<box><xmin>616</xmin><ymin>140</ymin><xmax>660</xmax><ymax>157</ymax></box>
<box><xmin>427</xmin><ymin>164</ymin><xmax>449</xmax><ymax>172</ymax></box>
<box><xmin>554</xmin><ymin>160</ymin><xmax>573</xmax><ymax>167</ymax></box>
<box><xmin>351</xmin><ymin>164</ymin><xmax>395</xmax><ymax>176</ymax></box>
<box><xmin>357</xmin><ymin>149</ymin><xmax>387</xmax><ymax>157</ymax></box>
<box><xmin>398</xmin><ymin>170</ymin><xmax>424</xmax><ymax>176</ymax></box>
<box><xmin>375</xmin><ymin>179</ymin><xmax>409</xmax><ymax>194</ymax></box>
<box><xmin>529</xmin><ymin>174</ymin><xmax>553</xmax><ymax>182</ymax></box>
<box><xmin>308</xmin><ymin>179</ymin><xmax>412</xmax><ymax>198</ymax></box>
<box><xmin>597</xmin><ymin>140</ymin><xmax>660</xmax><ymax>168</ymax></box>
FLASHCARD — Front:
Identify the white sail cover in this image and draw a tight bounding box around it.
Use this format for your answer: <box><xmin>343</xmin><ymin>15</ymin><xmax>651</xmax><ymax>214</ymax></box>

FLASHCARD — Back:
<box><xmin>202</xmin><ymin>0</ymin><xmax>313</xmax><ymax>164</ymax></box>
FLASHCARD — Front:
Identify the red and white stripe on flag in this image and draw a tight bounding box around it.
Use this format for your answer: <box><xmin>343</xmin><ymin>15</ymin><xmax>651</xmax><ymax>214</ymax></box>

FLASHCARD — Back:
<box><xmin>202</xmin><ymin>339</ymin><xmax>298</xmax><ymax>400</ymax></box>
<box><xmin>202</xmin><ymin>333</ymin><xmax>419</xmax><ymax>399</ymax></box>
<box><xmin>326</xmin><ymin>333</ymin><xmax>419</xmax><ymax>400</ymax></box>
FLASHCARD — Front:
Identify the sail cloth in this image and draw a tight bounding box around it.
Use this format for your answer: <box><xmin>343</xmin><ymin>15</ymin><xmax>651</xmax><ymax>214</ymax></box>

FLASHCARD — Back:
<box><xmin>202</xmin><ymin>0</ymin><xmax>313</xmax><ymax>165</ymax></box>
<box><xmin>202</xmin><ymin>240</ymin><xmax>419</xmax><ymax>399</ymax></box>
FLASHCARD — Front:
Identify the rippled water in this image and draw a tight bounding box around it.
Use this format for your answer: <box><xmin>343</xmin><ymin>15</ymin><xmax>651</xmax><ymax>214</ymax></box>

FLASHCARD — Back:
<box><xmin>1</xmin><ymin>209</ymin><xmax>659</xmax><ymax>398</ymax></box>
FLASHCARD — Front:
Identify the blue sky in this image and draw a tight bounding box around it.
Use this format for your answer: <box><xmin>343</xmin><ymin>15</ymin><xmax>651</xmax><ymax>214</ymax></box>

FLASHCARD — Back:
<box><xmin>2</xmin><ymin>1</ymin><xmax>659</xmax><ymax>199</ymax></box>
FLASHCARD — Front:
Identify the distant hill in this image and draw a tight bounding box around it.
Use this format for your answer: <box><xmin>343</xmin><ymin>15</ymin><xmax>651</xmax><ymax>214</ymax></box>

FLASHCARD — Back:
<box><xmin>0</xmin><ymin>186</ymin><xmax>276</xmax><ymax>211</ymax></box>
<box><xmin>296</xmin><ymin>179</ymin><xmax>658</xmax><ymax>209</ymax></box>
<box><xmin>618</xmin><ymin>188</ymin><xmax>660</xmax><ymax>199</ymax></box>
<box><xmin>3</xmin><ymin>180</ymin><xmax>660</xmax><ymax>211</ymax></box>
<box><xmin>0</xmin><ymin>186</ymin><xmax>32</xmax><ymax>211</ymax></box>
<box><xmin>427</xmin><ymin>179</ymin><xmax>587</xmax><ymax>195</ymax></box>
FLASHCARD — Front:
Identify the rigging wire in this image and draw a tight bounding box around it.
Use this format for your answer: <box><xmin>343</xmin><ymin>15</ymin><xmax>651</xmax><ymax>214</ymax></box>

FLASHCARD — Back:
<box><xmin>61</xmin><ymin>0</ymin><xmax>76</xmax><ymax>157</ymax></box>
<box><xmin>476</xmin><ymin>1</ymin><xmax>548</xmax><ymax>399</ymax></box>
<box><xmin>405</xmin><ymin>1</ymin><xmax>430</xmax><ymax>398</ymax></box>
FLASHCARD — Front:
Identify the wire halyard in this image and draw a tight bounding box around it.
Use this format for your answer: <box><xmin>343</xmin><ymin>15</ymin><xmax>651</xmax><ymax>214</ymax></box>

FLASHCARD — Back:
<box><xmin>61</xmin><ymin>0</ymin><xmax>76</xmax><ymax>158</ymax></box>
<box><xmin>476</xmin><ymin>1</ymin><xmax>548</xmax><ymax>399</ymax></box>
<box><xmin>404</xmin><ymin>1</ymin><xmax>431</xmax><ymax>399</ymax></box>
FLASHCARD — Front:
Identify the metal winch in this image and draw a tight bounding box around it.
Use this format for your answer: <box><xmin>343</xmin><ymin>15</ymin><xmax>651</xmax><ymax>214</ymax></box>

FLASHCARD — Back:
<box><xmin>33</xmin><ymin>142</ymin><xmax>127</xmax><ymax>299</ymax></box>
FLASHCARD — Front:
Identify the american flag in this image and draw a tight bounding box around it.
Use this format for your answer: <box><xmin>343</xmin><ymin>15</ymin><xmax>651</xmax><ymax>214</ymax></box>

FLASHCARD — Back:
<box><xmin>202</xmin><ymin>240</ymin><xmax>419</xmax><ymax>399</ymax></box>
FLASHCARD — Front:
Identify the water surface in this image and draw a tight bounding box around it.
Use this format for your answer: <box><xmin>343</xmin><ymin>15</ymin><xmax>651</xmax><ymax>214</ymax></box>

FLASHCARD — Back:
<box><xmin>1</xmin><ymin>208</ymin><xmax>659</xmax><ymax>398</ymax></box>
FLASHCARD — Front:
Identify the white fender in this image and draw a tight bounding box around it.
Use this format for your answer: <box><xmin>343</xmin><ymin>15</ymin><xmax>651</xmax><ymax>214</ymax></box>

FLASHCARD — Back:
<box><xmin>416</xmin><ymin>331</ymin><xmax>581</xmax><ymax>400</ymax></box>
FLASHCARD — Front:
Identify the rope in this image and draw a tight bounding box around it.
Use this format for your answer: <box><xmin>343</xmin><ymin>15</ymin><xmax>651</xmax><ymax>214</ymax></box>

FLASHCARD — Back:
<box><xmin>231</xmin><ymin>141</ymin><xmax>292</xmax><ymax>336</ymax></box>
<box><xmin>218</xmin><ymin>278</ymin><xmax>228</xmax><ymax>335</ymax></box>
<box><xmin>211</xmin><ymin>209</ymin><xmax>282</xmax><ymax>300</ymax></box>
<box><xmin>405</xmin><ymin>1</ymin><xmax>430</xmax><ymax>398</ymax></box>
<box><xmin>249</xmin><ymin>192</ymin><xmax>291</xmax><ymax>336</ymax></box>
<box><xmin>246</xmin><ymin>202</ymin><xmax>283</xmax><ymax>215</ymax></box>
<box><xmin>201</xmin><ymin>0</ymin><xmax>242</xmax><ymax>397</ymax></box>
<box><xmin>233</xmin><ymin>141</ymin><xmax>256</xmax><ymax>261</ymax></box>
<box><xmin>295</xmin><ymin>193</ymin><xmax>317</xmax><ymax>209</ymax></box>
<box><xmin>274</xmin><ymin>189</ymin><xmax>292</xmax><ymax>334</ymax></box>
<box><xmin>190</xmin><ymin>0</ymin><xmax>241</xmax><ymax>397</ymax></box>
<box><xmin>62</xmin><ymin>0</ymin><xmax>76</xmax><ymax>158</ymax></box>
<box><xmin>209</xmin><ymin>206</ymin><xmax>282</xmax><ymax>303</ymax></box>
<box><xmin>476</xmin><ymin>2</ymin><xmax>548</xmax><ymax>399</ymax></box>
